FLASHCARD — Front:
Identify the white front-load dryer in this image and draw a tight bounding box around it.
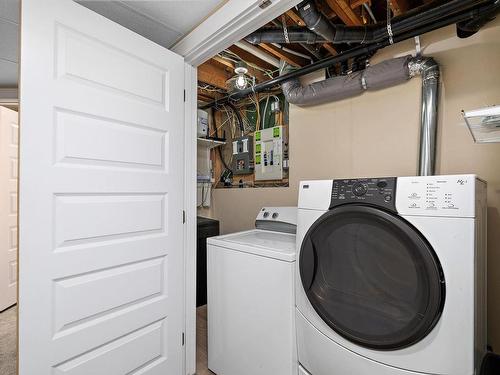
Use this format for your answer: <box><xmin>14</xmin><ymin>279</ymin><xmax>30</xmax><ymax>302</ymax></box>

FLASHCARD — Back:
<box><xmin>295</xmin><ymin>175</ymin><xmax>487</xmax><ymax>375</ymax></box>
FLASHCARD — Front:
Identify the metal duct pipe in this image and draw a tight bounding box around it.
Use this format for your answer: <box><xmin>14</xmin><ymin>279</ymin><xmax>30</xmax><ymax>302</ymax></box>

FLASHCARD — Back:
<box><xmin>411</xmin><ymin>58</ymin><xmax>440</xmax><ymax>176</ymax></box>
<box><xmin>280</xmin><ymin>56</ymin><xmax>440</xmax><ymax>176</ymax></box>
<box><xmin>245</xmin><ymin>27</ymin><xmax>326</xmax><ymax>44</ymax></box>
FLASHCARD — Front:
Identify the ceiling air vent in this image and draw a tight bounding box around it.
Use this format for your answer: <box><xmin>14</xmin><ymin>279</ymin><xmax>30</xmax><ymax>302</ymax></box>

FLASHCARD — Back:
<box><xmin>462</xmin><ymin>105</ymin><xmax>500</xmax><ymax>143</ymax></box>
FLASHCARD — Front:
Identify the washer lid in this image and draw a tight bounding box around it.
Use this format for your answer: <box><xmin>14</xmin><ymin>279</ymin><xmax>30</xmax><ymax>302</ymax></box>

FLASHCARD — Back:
<box><xmin>208</xmin><ymin>229</ymin><xmax>296</xmax><ymax>262</ymax></box>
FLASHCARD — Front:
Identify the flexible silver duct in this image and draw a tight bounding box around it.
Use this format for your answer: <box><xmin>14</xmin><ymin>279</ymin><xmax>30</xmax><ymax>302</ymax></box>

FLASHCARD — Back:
<box><xmin>280</xmin><ymin>56</ymin><xmax>413</xmax><ymax>106</ymax></box>
<box><xmin>280</xmin><ymin>56</ymin><xmax>440</xmax><ymax>176</ymax></box>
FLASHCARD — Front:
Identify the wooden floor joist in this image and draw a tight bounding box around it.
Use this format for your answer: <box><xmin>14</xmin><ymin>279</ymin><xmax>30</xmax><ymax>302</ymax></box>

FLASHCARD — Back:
<box><xmin>325</xmin><ymin>0</ymin><xmax>364</xmax><ymax>26</ymax></box>
<box><xmin>350</xmin><ymin>0</ymin><xmax>371</xmax><ymax>8</ymax></box>
<box><xmin>389</xmin><ymin>0</ymin><xmax>410</xmax><ymax>15</ymax></box>
<box><xmin>258</xmin><ymin>43</ymin><xmax>305</xmax><ymax>67</ymax></box>
<box><xmin>198</xmin><ymin>62</ymin><xmax>231</xmax><ymax>90</ymax></box>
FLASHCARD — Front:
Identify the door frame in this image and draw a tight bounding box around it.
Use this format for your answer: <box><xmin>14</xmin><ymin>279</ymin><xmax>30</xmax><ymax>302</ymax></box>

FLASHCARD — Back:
<box><xmin>176</xmin><ymin>1</ymin><xmax>301</xmax><ymax>373</ymax></box>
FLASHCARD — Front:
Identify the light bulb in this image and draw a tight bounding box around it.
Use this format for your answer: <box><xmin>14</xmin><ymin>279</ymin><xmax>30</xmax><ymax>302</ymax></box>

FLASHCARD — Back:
<box><xmin>235</xmin><ymin>74</ymin><xmax>247</xmax><ymax>90</ymax></box>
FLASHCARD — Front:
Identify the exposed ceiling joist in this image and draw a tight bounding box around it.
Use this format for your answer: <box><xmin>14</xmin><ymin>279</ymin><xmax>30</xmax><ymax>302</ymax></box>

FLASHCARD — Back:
<box><xmin>286</xmin><ymin>9</ymin><xmax>305</xmax><ymax>26</ymax></box>
<box><xmin>212</xmin><ymin>56</ymin><xmax>267</xmax><ymax>83</ymax></box>
<box><xmin>228</xmin><ymin>45</ymin><xmax>276</xmax><ymax>72</ymax></box>
<box><xmin>197</xmin><ymin>91</ymin><xmax>217</xmax><ymax>102</ymax></box>
<box><xmin>198</xmin><ymin>62</ymin><xmax>231</xmax><ymax>90</ymax></box>
<box><xmin>234</xmin><ymin>41</ymin><xmax>280</xmax><ymax>68</ymax></box>
<box><xmin>325</xmin><ymin>0</ymin><xmax>364</xmax><ymax>26</ymax></box>
<box><xmin>322</xmin><ymin>43</ymin><xmax>337</xmax><ymax>56</ymax></box>
<box><xmin>258</xmin><ymin>43</ymin><xmax>305</xmax><ymax>67</ymax></box>
<box><xmin>350</xmin><ymin>0</ymin><xmax>371</xmax><ymax>8</ymax></box>
<box><xmin>389</xmin><ymin>0</ymin><xmax>410</xmax><ymax>15</ymax></box>
<box><xmin>212</xmin><ymin>56</ymin><xmax>234</xmax><ymax>70</ymax></box>
<box><xmin>316</xmin><ymin>1</ymin><xmax>338</xmax><ymax>19</ymax></box>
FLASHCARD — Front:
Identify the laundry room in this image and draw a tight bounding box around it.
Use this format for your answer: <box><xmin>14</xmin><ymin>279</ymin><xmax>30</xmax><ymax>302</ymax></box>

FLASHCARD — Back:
<box><xmin>1</xmin><ymin>1</ymin><xmax>500</xmax><ymax>375</ymax></box>
<box><xmin>194</xmin><ymin>1</ymin><xmax>500</xmax><ymax>375</ymax></box>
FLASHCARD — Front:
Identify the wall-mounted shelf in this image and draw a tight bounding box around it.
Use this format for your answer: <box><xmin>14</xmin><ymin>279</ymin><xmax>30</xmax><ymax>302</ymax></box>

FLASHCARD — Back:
<box><xmin>197</xmin><ymin>137</ymin><xmax>225</xmax><ymax>149</ymax></box>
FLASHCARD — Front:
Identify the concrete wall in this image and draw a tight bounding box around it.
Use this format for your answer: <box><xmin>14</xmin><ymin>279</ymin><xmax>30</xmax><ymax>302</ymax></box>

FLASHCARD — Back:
<box><xmin>198</xmin><ymin>20</ymin><xmax>500</xmax><ymax>349</ymax></box>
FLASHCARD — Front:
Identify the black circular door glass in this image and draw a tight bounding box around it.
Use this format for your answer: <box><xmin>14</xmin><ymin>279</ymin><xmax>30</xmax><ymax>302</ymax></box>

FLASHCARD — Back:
<box><xmin>300</xmin><ymin>205</ymin><xmax>445</xmax><ymax>350</ymax></box>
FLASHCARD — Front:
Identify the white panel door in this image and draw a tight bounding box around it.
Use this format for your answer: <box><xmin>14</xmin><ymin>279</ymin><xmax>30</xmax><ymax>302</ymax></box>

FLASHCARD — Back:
<box><xmin>0</xmin><ymin>106</ymin><xmax>18</xmax><ymax>311</ymax></box>
<box><xmin>19</xmin><ymin>1</ymin><xmax>185</xmax><ymax>374</ymax></box>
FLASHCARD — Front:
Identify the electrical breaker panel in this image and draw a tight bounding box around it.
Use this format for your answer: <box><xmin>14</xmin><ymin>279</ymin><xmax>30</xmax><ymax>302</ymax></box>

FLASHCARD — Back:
<box><xmin>231</xmin><ymin>135</ymin><xmax>254</xmax><ymax>175</ymax></box>
<box><xmin>254</xmin><ymin>126</ymin><xmax>286</xmax><ymax>181</ymax></box>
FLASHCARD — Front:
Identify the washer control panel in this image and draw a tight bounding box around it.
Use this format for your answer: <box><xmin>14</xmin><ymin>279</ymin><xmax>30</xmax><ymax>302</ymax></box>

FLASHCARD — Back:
<box><xmin>255</xmin><ymin>207</ymin><xmax>298</xmax><ymax>225</ymax></box>
<box><xmin>330</xmin><ymin>177</ymin><xmax>397</xmax><ymax>211</ymax></box>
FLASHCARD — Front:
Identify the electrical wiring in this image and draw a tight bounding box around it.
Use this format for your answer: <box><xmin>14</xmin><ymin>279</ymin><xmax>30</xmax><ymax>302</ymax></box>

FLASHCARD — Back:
<box><xmin>198</xmin><ymin>84</ymin><xmax>227</xmax><ymax>93</ymax></box>
<box><xmin>197</xmin><ymin>181</ymin><xmax>211</xmax><ymax>208</ymax></box>
<box><xmin>204</xmin><ymin>78</ymin><xmax>289</xmax><ymax>189</ymax></box>
<box><xmin>218</xmin><ymin>50</ymin><xmax>275</xmax><ymax>79</ymax></box>
<box><xmin>212</xmin><ymin>108</ymin><xmax>233</xmax><ymax>173</ymax></box>
<box><xmin>226</xmin><ymin>102</ymin><xmax>245</xmax><ymax>134</ymax></box>
<box><xmin>262</xmin><ymin>95</ymin><xmax>270</xmax><ymax>129</ymax></box>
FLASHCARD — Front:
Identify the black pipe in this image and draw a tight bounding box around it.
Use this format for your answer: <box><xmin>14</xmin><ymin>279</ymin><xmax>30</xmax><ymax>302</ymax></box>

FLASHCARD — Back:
<box><xmin>298</xmin><ymin>0</ymin><xmax>378</xmax><ymax>44</ymax></box>
<box><xmin>378</xmin><ymin>0</ymin><xmax>494</xmax><ymax>40</ymax></box>
<box><xmin>201</xmin><ymin>0</ymin><xmax>498</xmax><ymax>108</ymax></box>
<box><xmin>245</xmin><ymin>27</ymin><xmax>326</xmax><ymax>44</ymax></box>
<box><xmin>270</xmin><ymin>19</ymin><xmax>322</xmax><ymax>60</ymax></box>
<box><xmin>297</xmin><ymin>0</ymin><xmax>337</xmax><ymax>42</ymax></box>
<box><xmin>296</xmin><ymin>0</ymin><xmax>492</xmax><ymax>45</ymax></box>
<box><xmin>457</xmin><ymin>0</ymin><xmax>500</xmax><ymax>37</ymax></box>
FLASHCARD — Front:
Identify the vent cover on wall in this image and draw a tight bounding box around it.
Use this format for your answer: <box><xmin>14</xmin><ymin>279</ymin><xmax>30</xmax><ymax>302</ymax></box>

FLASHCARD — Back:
<box><xmin>463</xmin><ymin>105</ymin><xmax>500</xmax><ymax>143</ymax></box>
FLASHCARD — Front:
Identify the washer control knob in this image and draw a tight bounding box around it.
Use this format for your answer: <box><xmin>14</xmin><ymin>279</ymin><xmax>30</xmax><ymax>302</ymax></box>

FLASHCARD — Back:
<box><xmin>263</xmin><ymin>211</ymin><xmax>270</xmax><ymax>218</ymax></box>
<box><xmin>272</xmin><ymin>212</ymin><xmax>279</xmax><ymax>219</ymax></box>
<box><xmin>352</xmin><ymin>182</ymin><xmax>368</xmax><ymax>197</ymax></box>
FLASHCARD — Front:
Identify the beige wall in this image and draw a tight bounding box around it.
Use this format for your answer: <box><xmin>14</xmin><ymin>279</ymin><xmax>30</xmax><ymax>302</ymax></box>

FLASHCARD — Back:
<box><xmin>198</xmin><ymin>20</ymin><xmax>500</xmax><ymax>349</ymax></box>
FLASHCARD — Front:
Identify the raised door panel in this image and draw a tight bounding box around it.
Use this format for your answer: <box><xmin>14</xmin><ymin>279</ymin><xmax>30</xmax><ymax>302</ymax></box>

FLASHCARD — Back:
<box><xmin>0</xmin><ymin>106</ymin><xmax>18</xmax><ymax>311</ymax></box>
<box><xmin>19</xmin><ymin>1</ymin><xmax>185</xmax><ymax>374</ymax></box>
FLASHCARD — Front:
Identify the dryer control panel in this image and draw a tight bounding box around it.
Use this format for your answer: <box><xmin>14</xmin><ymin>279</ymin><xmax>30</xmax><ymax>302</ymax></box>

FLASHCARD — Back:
<box><xmin>330</xmin><ymin>177</ymin><xmax>397</xmax><ymax>212</ymax></box>
<box><xmin>396</xmin><ymin>174</ymin><xmax>482</xmax><ymax>218</ymax></box>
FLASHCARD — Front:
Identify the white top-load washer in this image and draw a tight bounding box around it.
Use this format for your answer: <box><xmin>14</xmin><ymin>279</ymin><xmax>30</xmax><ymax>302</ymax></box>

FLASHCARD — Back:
<box><xmin>295</xmin><ymin>175</ymin><xmax>487</xmax><ymax>375</ymax></box>
<box><xmin>207</xmin><ymin>207</ymin><xmax>298</xmax><ymax>375</ymax></box>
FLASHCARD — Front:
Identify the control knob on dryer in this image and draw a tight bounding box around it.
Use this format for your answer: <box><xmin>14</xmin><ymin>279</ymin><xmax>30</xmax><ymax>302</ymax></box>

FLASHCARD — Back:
<box><xmin>352</xmin><ymin>182</ymin><xmax>368</xmax><ymax>197</ymax></box>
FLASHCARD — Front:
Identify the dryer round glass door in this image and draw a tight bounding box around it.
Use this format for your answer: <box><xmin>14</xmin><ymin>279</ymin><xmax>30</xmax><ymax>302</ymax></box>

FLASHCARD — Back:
<box><xmin>300</xmin><ymin>204</ymin><xmax>445</xmax><ymax>350</ymax></box>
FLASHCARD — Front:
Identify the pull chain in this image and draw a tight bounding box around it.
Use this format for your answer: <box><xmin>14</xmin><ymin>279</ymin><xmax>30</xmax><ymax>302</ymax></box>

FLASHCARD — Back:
<box><xmin>386</xmin><ymin>0</ymin><xmax>394</xmax><ymax>45</ymax></box>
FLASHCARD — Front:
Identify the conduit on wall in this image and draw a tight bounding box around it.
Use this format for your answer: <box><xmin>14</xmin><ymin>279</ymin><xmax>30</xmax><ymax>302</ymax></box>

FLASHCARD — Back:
<box><xmin>280</xmin><ymin>55</ymin><xmax>440</xmax><ymax>176</ymax></box>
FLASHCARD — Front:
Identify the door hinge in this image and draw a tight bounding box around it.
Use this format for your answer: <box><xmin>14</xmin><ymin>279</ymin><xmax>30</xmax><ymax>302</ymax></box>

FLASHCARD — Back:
<box><xmin>182</xmin><ymin>210</ymin><xmax>186</xmax><ymax>224</ymax></box>
<box><xmin>182</xmin><ymin>332</ymin><xmax>185</xmax><ymax>346</ymax></box>
<box><xmin>183</xmin><ymin>89</ymin><xmax>186</xmax><ymax>102</ymax></box>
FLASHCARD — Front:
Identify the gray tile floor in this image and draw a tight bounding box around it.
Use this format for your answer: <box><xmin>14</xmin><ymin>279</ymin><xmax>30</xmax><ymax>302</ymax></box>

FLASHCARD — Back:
<box><xmin>0</xmin><ymin>305</ymin><xmax>16</xmax><ymax>375</ymax></box>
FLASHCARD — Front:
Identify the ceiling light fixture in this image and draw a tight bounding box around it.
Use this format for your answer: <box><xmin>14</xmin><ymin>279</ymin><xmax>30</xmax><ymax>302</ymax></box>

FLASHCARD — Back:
<box><xmin>234</xmin><ymin>61</ymin><xmax>249</xmax><ymax>90</ymax></box>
